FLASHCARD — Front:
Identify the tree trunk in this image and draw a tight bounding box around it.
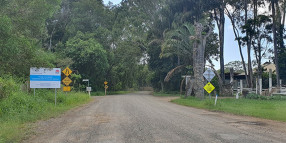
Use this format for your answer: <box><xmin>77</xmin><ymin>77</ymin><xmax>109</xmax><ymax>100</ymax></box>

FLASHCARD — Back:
<box><xmin>272</xmin><ymin>1</ymin><xmax>280</xmax><ymax>87</ymax></box>
<box><xmin>226</xmin><ymin>8</ymin><xmax>249</xmax><ymax>87</ymax></box>
<box><xmin>185</xmin><ymin>77</ymin><xmax>194</xmax><ymax>98</ymax></box>
<box><xmin>192</xmin><ymin>22</ymin><xmax>212</xmax><ymax>100</ymax></box>
<box><xmin>180</xmin><ymin>77</ymin><xmax>185</xmax><ymax>95</ymax></box>
<box><xmin>214</xmin><ymin>2</ymin><xmax>226</xmax><ymax>84</ymax></box>
<box><xmin>245</xmin><ymin>0</ymin><xmax>253</xmax><ymax>88</ymax></box>
<box><xmin>160</xmin><ymin>80</ymin><xmax>164</xmax><ymax>92</ymax></box>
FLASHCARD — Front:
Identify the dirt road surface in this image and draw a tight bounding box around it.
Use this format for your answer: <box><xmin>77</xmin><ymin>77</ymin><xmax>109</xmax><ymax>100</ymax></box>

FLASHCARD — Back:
<box><xmin>25</xmin><ymin>91</ymin><xmax>286</xmax><ymax>143</ymax></box>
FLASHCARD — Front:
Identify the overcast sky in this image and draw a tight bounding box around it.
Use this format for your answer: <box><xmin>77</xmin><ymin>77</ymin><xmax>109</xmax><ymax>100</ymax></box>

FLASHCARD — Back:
<box><xmin>103</xmin><ymin>0</ymin><xmax>121</xmax><ymax>5</ymax></box>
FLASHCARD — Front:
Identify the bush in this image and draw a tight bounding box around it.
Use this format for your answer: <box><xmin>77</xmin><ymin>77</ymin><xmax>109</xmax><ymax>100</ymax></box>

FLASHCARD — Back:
<box><xmin>246</xmin><ymin>93</ymin><xmax>259</xmax><ymax>99</ymax></box>
<box><xmin>0</xmin><ymin>76</ymin><xmax>18</xmax><ymax>99</ymax></box>
<box><xmin>246</xmin><ymin>93</ymin><xmax>286</xmax><ymax>100</ymax></box>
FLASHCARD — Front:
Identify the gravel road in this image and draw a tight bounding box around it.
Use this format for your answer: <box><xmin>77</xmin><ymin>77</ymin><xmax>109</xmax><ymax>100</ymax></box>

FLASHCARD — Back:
<box><xmin>25</xmin><ymin>91</ymin><xmax>286</xmax><ymax>143</ymax></box>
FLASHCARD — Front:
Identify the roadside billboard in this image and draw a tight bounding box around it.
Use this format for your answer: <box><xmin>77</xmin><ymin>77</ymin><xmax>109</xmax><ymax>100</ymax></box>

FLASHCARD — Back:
<box><xmin>30</xmin><ymin>68</ymin><xmax>61</xmax><ymax>88</ymax></box>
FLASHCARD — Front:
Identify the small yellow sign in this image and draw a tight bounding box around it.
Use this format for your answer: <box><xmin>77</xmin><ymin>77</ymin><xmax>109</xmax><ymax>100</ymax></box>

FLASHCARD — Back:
<box><xmin>204</xmin><ymin>82</ymin><xmax>215</xmax><ymax>94</ymax></box>
<box><xmin>105</xmin><ymin>85</ymin><xmax>108</xmax><ymax>89</ymax></box>
<box><xmin>63</xmin><ymin>86</ymin><xmax>71</xmax><ymax>92</ymax></box>
<box><xmin>62</xmin><ymin>67</ymin><xmax>72</xmax><ymax>77</ymax></box>
<box><xmin>104</xmin><ymin>81</ymin><xmax>108</xmax><ymax>85</ymax></box>
<box><xmin>62</xmin><ymin>77</ymin><xmax>72</xmax><ymax>86</ymax></box>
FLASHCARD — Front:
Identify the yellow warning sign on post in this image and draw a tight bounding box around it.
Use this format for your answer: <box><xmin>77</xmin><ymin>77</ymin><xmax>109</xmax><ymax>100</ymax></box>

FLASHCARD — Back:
<box><xmin>104</xmin><ymin>81</ymin><xmax>108</xmax><ymax>85</ymax></box>
<box><xmin>204</xmin><ymin>82</ymin><xmax>215</xmax><ymax>94</ymax></box>
<box><xmin>62</xmin><ymin>67</ymin><xmax>72</xmax><ymax>77</ymax></box>
<box><xmin>62</xmin><ymin>77</ymin><xmax>72</xmax><ymax>86</ymax></box>
<box><xmin>63</xmin><ymin>86</ymin><xmax>71</xmax><ymax>92</ymax></box>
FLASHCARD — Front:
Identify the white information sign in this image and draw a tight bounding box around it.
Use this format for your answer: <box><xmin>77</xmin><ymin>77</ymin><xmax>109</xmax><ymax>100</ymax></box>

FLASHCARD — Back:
<box><xmin>30</xmin><ymin>68</ymin><xmax>61</xmax><ymax>88</ymax></box>
<box><xmin>86</xmin><ymin>87</ymin><xmax>92</xmax><ymax>92</ymax></box>
<box><xmin>203</xmin><ymin>68</ymin><xmax>215</xmax><ymax>82</ymax></box>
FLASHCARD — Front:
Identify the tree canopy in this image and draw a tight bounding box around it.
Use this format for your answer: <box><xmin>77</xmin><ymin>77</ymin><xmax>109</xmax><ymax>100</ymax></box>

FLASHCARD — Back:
<box><xmin>0</xmin><ymin>0</ymin><xmax>285</xmax><ymax>94</ymax></box>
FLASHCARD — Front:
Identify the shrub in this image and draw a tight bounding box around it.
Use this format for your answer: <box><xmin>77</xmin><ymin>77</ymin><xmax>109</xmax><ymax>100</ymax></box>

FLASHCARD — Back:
<box><xmin>0</xmin><ymin>76</ymin><xmax>18</xmax><ymax>99</ymax></box>
<box><xmin>246</xmin><ymin>93</ymin><xmax>259</xmax><ymax>99</ymax></box>
<box><xmin>246</xmin><ymin>93</ymin><xmax>286</xmax><ymax>100</ymax></box>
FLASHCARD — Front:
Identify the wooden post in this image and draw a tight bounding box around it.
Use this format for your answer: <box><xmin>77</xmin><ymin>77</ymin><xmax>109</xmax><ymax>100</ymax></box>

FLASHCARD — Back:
<box><xmin>256</xmin><ymin>78</ymin><xmax>258</xmax><ymax>94</ymax></box>
<box><xmin>185</xmin><ymin>76</ymin><xmax>190</xmax><ymax>86</ymax></box>
<box><xmin>279</xmin><ymin>79</ymin><xmax>282</xmax><ymax>93</ymax></box>
<box><xmin>240</xmin><ymin>80</ymin><xmax>243</xmax><ymax>94</ymax></box>
<box><xmin>259</xmin><ymin>78</ymin><xmax>262</xmax><ymax>95</ymax></box>
<box><xmin>55</xmin><ymin>88</ymin><xmax>57</xmax><ymax>106</ymax></box>
<box><xmin>269</xmin><ymin>69</ymin><xmax>272</xmax><ymax>96</ymax></box>
<box><xmin>230</xmin><ymin>68</ymin><xmax>234</xmax><ymax>83</ymax></box>
<box><xmin>230</xmin><ymin>68</ymin><xmax>234</xmax><ymax>95</ymax></box>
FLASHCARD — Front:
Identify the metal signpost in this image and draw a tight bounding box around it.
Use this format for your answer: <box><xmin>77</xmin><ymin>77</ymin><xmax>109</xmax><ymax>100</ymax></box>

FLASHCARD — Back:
<box><xmin>83</xmin><ymin>79</ymin><xmax>91</xmax><ymax>96</ymax></box>
<box><xmin>104</xmin><ymin>81</ymin><xmax>108</xmax><ymax>96</ymax></box>
<box><xmin>203</xmin><ymin>68</ymin><xmax>216</xmax><ymax>100</ymax></box>
<box><xmin>86</xmin><ymin>87</ymin><xmax>92</xmax><ymax>96</ymax></box>
<box><xmin>62</xmin><ymin>67</ymin><xmax>72</xmax><ymax>93</ymax></box>
<box><xmin>30</xmin><ymin>68</ymin><xmax>61</xmax><ymax>106</ymax></box>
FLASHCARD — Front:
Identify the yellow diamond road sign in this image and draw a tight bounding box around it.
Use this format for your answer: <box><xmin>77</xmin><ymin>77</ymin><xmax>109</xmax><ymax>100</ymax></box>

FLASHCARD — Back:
<box><xmin>62</xmin><ymin>77</ymin><xmax>72</xmax><ymax>86</ymax></box>
<box><xmin>204</xmin><ymin>82</ymin><xmax>215</xmax><ymax>94</ymax></box>
<box><xmin>104</xmin><ymin>81</ymin><xmax>108</xmax><ymax>85</ymax></box>
<box><xmin>62</xmin><ymin>67</ymin><xmax>72</xmax><ymax>76</ymax></box>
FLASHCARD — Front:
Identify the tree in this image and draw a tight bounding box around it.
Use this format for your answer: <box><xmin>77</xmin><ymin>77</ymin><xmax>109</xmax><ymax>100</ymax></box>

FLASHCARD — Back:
<box><xmin>226</xmin><ymin>1</ymin><xmax>250</xmax><ymax>87</ymax></box>
<box><xmin>213</xmin><ymin>0</ymin><xmax>226</xmax><ymax>84</ymax></box>
<box><xmin>66</xmin><ymin>31</ymin><xmax>109</xmax><ymax>90</ymax></box>
<box><xmin>269</xmin><ymin>0</ymin><xmax>286</xmax><ymax>87</ymax></box>
<box><xmin>244</xmin><ymin>0</ymin><xmax>254</xmax><ymax>88</ymax></box>
<box><xmin>191</xmin><ymin>21</ymin><xmax>213</xmax><ymax>99</ymax></box>
<box><xmin>0</xmin><ymin>15</ymin><xmax>56</xmax><ymax>78</ymax></box>
<box><xmin>225</xmin><ymin>61</ymin><xmax>245</xmax><ymax>73</ymax></box>
<box><xmin>251</xmin><ymin>15</ymin><xmax>272</xmax><ymax>81</ymax></box>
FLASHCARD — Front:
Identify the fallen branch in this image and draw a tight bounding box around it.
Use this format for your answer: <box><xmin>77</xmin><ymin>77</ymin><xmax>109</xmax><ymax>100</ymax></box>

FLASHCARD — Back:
<box><xmin>164</xmin><ymin>65</ymin><xmax>185</xmax><ymax>82</ymax></box>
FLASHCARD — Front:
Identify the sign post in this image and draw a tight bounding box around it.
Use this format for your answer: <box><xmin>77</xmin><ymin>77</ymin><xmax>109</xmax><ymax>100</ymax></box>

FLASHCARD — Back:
<box><xmin>104</xmin><ymin>81</ymin><xmax>108</xmax><ymax>96</ymax></box>
<box><xmin>30</xmin><ymin>68</ymin><xmax>61</xmax><ymax>106</ymax></box>
<box><xmin>86</xmin><ymin>87</ymin><xmax>92</xmax><ymax>96</ymax></box>
<box><xmin>55</xmin><ymin>88</ymin><xmax>57</xmax><ymax>106</ymax></box>
<box><xmin>62</xmin><ymin>67</ymin><xmax>72</xmax><ymax>93</ymax></box>
<box><xmin>203</xmin><ymin>69</ymin><xmax>215</xmax><ymax>99</ymax></box>
<box><xmin>83</xmin><ymin>79</ymin><xmax>91</xmax><ymax>95</ymax></box>
<box><xmin>83</xmin><ymin>79</ymin><xmax>89</xmax><ymax>86</ymax></box>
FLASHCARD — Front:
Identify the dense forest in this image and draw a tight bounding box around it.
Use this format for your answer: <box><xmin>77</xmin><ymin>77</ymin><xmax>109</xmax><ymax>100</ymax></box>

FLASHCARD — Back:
<box><xmin>0</xmin><ymin>0</ymin><xmax>286</xmax><ymax>98</ymax></box>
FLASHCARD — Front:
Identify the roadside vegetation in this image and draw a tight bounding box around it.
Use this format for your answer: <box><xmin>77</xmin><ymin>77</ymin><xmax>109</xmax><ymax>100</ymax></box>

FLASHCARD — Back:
<box><xmin>0</xmin><ymin>76</ymin><xmax>91</xmax><ymax>143</ymax></box>
<box><xmin>171</xmin><ymin>96</ymin><xmax>286</xmax><ymax>122</ymax></box>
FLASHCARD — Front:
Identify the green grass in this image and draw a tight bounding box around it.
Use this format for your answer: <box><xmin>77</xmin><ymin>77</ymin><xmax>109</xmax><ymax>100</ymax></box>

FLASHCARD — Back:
<box><xmin>91</xmin><ymin>91</ymin><xmax>105</xmax><ymax>96</ymax></box>
<box><xmin>171</xmin><ymin>97</ymin><xmax>286</xmax><ymax>122</ymax></box>
<box><xmin>153</xmin><ymin>92</ymin><xmax>181</xmax><ymax>97</ymax></box>
<box><xmin>0</xmin><ymin>90</ymin><xmax>91</xmax><ymax>143</ymax></box>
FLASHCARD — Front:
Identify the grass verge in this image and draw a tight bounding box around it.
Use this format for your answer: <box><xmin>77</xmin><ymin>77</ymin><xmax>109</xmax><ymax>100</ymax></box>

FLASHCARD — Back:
<box><xmin>153</xmin><ymin>92</ymin><xmax>181</xmax><ymax>97</ymax></box>
<box><xmin>0</xmin><ymin>90</ymin><xmax>91</xmax><ymax>143</ymax></box>
<box><xmin>171</xmin><ymin>97</ymin><xmax>286</xmax><ymax>122</ymax></box>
